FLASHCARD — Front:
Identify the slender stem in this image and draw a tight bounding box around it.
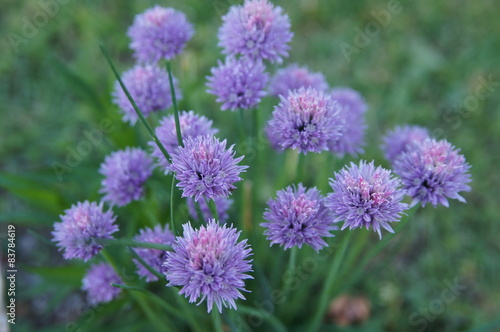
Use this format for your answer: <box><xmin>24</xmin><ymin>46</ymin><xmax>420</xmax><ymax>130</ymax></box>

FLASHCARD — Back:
<box><xmin>165</xmin><ymin>61</ymin><xmax>183</xmax><ymax>147</ymax></box>
<box><xmin>212</xmin><ymin>309</ymin><xmax>224</xmax><ymax>332</ymax></box>
<box><xmin>99</xmin><ymin>44</ymin><xmax>171</xmax><ymax>161</ymax></box>
<box><xmin>297</xmin><ymin>152</ymin><xmax>306</xmax><ymax>183</ymax></box>
<box><xmin>309</xmin><ymin>231</ymin><xmax>353</xmax><ymax>331</ymax></box>
<box><xmin>282</xmin><ymin>246</ymin><xmax>298</xmax><ymax>301</ymax></box>
<box><xmin>208</xmin><ymin>198</ymin><xmax>220</xmax><ymax>221</ymax></box>
<box><xmin>238</xmin><ymin>304</ymin><xmax>287</xmax><ymax>332</ymax></box>
<box><xmin>170</xmin><ymin>173</ymin><xmax>178</xmax><ymax>235</ymax></box>
<box><xmin>127</xmin><ymin>247</ymin><xmax>164</xmax><ymax>281</ymax></box>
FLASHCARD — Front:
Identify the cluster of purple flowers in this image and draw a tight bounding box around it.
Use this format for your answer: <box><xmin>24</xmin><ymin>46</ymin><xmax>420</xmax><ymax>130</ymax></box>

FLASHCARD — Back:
<box><xmin>164</xmin><ymin>220</ymin><xmax>253</xmax><ymax>313</ymax></box>
<box><xmin>150</xmin><ymin>111</ymin><xmax>218</xmax><ymax>173</ymax></box>
<box><xmin>50</xmin><ymin>0</ymin><xmax>475</xmax><ymax>316</ymax></box>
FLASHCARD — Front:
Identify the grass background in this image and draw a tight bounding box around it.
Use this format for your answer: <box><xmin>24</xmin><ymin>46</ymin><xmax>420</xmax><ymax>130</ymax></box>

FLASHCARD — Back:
<box><xmin>1</xmin><ymin>0</ymin><xmax>499</xmax><ymax>331</ymax></box>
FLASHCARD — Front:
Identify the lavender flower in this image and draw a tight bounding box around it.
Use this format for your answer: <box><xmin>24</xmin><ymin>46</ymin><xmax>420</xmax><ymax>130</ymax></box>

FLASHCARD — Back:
<box><xmin>150</xmin><ymin>111</ymin><xmax>219</xmax><ymax>174</ymax></box>
<box><xmin>99</xmin><ymin>147</ymin><xmax>153</xmax><ymax>207</ymax></box>
<box><xmin>82</xmin><ymin>262</ymin><xmax>122</xmax><ymax>305</ymax></box>
<box><xmin>266</xmin><ymin>87</ymin><xmax>344</xmax><ymax>154</ymax></box>
<box><xmin>218</xmin><ymin>0</ymin><xmax>293</xmax><ymax>63</ymax></box>
<box><xmin>170</xmin><ymin>135</ymin><xmax>248</xmax><ymax>201</ymax></box>
<box><xmin>112</xmin><ymin>64</ymin><xmax>181</xmax><ymax>125</ymax></box>
<box><xmin>52</xmin><ymin>201</ymin><xmax>118</xmax><ymax>261</ymax></box>
<box><xmin>393</xmin><ymin>138</ymin><xmax>471</xmax><ymax>207</ymax></box>
<box><xmin>326</xmin><ymin>161</ymin><xmax>408</xmax><ymax>239</ymax></box>
<box><xmin>132</xmin><ymin>225</ymin><xmax>175</xmax><ymax>282</ymax></box>
<box><xmin>261</xmin><ymin>184</ymin><xmax>335</xmax><ymax>251</ymax></box>
<box><xmin>269</xmin><ymin>64</ymin><xmax>328</xmax><ymax>97</ymax></box>
<box><xmin>164</xmin><ymin>220</ymin><xmax>253</xmax><ymax>313</ymax></box>
<box><xmin>206</xmin><ymin>56</ymin><xmax>268</xmax><ymax>111</ymax></box>
<box><xmin>381</xmin><ymin>125</ymin><xmax>430</xmax><ymax>164</ymax></box>
<box><xmin>128</xmin><ymin>6</ymin><xmax>194</xmax><ymax>63</ymax></box>
<box><xmin>328</xmin><ymin>88</ymin><xmax>368</xmax><ymax>156</ymax></box>
<box><xmin>187</xmin><ymin>197</ymin><xmax>233</xmax><ymax>223</ymax></box>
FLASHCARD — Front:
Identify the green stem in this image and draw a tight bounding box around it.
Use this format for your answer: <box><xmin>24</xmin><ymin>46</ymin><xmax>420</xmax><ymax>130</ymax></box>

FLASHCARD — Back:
<box><xmin>212</xmin><ymin>309</ymin><xmax>224</xmax><ymax>332</ymax></box>
<box><xmin>165</xmin><ymin>61</ymin><xmax>183</xmax><ymax>147</ymax></box>
<box><xmin>309</xmin><ymin>231</ymin><xmax>353</xmax><ymax>331</ymax></box>
<box><xmin>99</xmin><ymin>44</ymin><xmax>171</xmax><ymax>161</ymax></box>
<box><xmin>127</xmin><ymin>247</ymin><xmax>164</xmax><ymax>281</ymax></box>
<box><xmin>208</xmin><ymin>199</ymin><xmax>220</xmax><ymax>221</ymax></box>
<box><xmin>170</xmin><ymin>173</ymin><xmax>178</xmax><ymax>235</ymax></box>
<box><xmin>282</xmin><ymin>246</ymin><xmax>298</xmax><ymax>301</ymax></box>
<box><xmin>238</xmin><ymin>304</ymin><xmax>287</xmax><ymax>332</ymax></box>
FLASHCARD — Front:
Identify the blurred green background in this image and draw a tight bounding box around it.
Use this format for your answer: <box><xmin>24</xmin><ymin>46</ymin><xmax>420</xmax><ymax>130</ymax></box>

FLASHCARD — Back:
<box><xmin>1</xmin><ymin>0</ymin><xmax>499</xmax><ymax>331</ymax></box>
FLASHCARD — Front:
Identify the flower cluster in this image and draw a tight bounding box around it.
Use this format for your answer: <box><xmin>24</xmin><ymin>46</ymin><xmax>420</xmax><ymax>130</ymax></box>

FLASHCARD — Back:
<box><xmin>150</xmin><ymin>111</ymin><xmax>218</xmax><ymax>173</ymax></box>
<box><xmin>128</xmin><ymin>6</ymin><xmax>194</xmax><ymax>63</ymax></box>
<box><xmin>218</xmin><ymin>0</ymin><xmax>293</xmax><ymax>63</ymax></box>
<box><xmin>206</xmin><ymin>56</ymin><xmax>268</xmax><ymax>111</ymax></box>
<box><xmin>266</xmin><ymin>87</ymin><xmax>344</xmax><ymax>154</ymax></box>
<box><xmin>394</xmin><ymin>138</ymin><xmax>471</xmax><ymax>207</ymax></box>
<box><xmin>326</xmin><ymin>161</ymin><xmax>408</xmax><ymax>238</ymax></box>
<box><xmin>112</xmin><ymin>64</ymin><xmax>181</xmax><ymax>125</ymax></box>
<box><xmin>328</xmin><ymin>88</ymin><xmax>368</xmax><ymax>156</ymax></box>
<box><xmin>133</xmin><ymin>225</ymin><xmax>175</xmax><ymax>282</ymax></box>
<box><xmin>82</xmin><ymin>262</ymin><xmax>122</xmax><ymax>305</ymax></box>
<box><xmin>52</xmin><ymin>201</ymin><xmax>118</xmax><ymax>261</ymax></box>
<box><xmin>269</xmin><ymin>64</ymin><xmax>328</xmax><ymax>97</ymax></box>
<box><xmin>99</xmin><ymin>147</ymin><xmax>153</xmax><ymax>207</ymax></box>
<box><xmin>381</xmin><ymin>125</ymin><xmax>430</xmax><ymax>163</ymax></box>
<box><xmin>164</xmin><ymin>220</ymin><xmax>253</xmax><ymax>313</ymax></box>
<box><xmin>170</xmin><ymin>135</ymin><xmax>248</xmax><ymax>201</ymax></box>
<box><xmin>262</xmin><ymin>184</ymin><xmax>335</xmax><ymax>251</ymax></box>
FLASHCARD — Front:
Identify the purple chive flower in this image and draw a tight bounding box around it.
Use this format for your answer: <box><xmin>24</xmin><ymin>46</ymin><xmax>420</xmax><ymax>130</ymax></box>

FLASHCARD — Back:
<box><xmin>187</xmin><ymin>197</ymin><xmax>233</xmax><ymax>223</ymax></box>
<box><xmin>218</xmin><ymin>0</ymin><xmax>293</xmax><ymax>63</ymax></box>
<box><xmin>206</xmin><ymin>56</ymin><xmax>268</xmax><ymax>111</ymax></box>
<box><xmin>82</xmin><ymin>262</ymin><xmax>122</xmax><ymax>305</ymax></box>
<box><xmin>326</xmin><ymin>161</ymin><xmax>408</xmax><ymax>239</ymax></box>
<box><xmin>261</xmin><ymin>184</ymin><xmax>336</xmax><ymax>251</ymax></box>
<box><xmin>269</xmin><ymin>64</ymin><xmax>328</xmax><ymax>97</ymax></box>
<box><xmin>381</xmin><ymin>125</ymin><xmax>430</xmax><ymax>164</ymax></box>
<box><xmin>99</xmin><ymin>147</ymin><xmax>153</xmax><ymax>207</ymax></box>
<box><xmin>112</xmin><ymin>64</ymin><xmax>182</xmax><ymax>125</ymax></box>
<box><xmin>128</xmin><ymin>6</ymin><xmax>194</xmax><ymax>63</ymax></box>
<box><xmin>266</xmin><ymin>87</ymin><xmax>344</xmax><ymax>154</ymax></box>
<box><xmin>170</xmin><ymin>135</ymin><xmax>248</xmax><ymax>201</ymax></box>
<box><xmin>328</xmin><ymin>88</ymin><xmax>368</xmax><ymax>156</ymax></box>
<box><xmin>164</xmin><ymin>220</ymin><xmax>253</xmax><ymax>313</ymax></box>
<box><xmin>393</xmin><ymin>138</ymin><xmax>471</xmax><ymax>208</ymax></box>
<box><xmin>132</xmin><ymin>225</ymin><xmax>175</xmax><ymax>282</ymax></box>
<box><xmin>150</xmin><ymin>111</ymin><xmax>219</xmax><ymax>174</ymax></box>
<box><xmin>52</xmin><ymin>201</ymin><xmax>118</xmax><ymax>261</ymax></box>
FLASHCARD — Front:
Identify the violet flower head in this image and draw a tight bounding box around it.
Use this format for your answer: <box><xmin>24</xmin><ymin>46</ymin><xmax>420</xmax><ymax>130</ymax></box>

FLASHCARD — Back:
<box><xmin>150</xmin><ymin>111</ymin><xmax>219</xmax><ymax>174</ymax></box>
<box><xmin>393</xmin><ymin>138</ymin><xmax>471</xmax><ymax>208</ymax></box>
<box><xmin>266</xmin><ymin>87</ymin><xmax>344</xmax><ymax>154</ymax></box>
<box><xmin>112</xmin><ymin>64</ymin><xmax>182</xmax><ymax>125</ymax></box>
<box><xmin>381</xmin><ymin>125</ymin><xmax>430</xmax><ymax>164</ymax></box>
<box><xmin>170</xmin><ymin>135</ymin><xmax>248</xmax><ymax>202</ymax></box>
<box><xmin>269</xmin><ymin>64</ymin><xmax>328</xmax><ymax>97</ymax></box>
<box><xmin>261</xmin><ymin>184</ymin><xmax>336</xmax><ymax>251</ymax></box>
<box><xmin>82</xmin><ymin>262</ymin><xmax>122</xmax><ymax>306</ymax></box>
<box><xmin>326</xmin><ymin>161</ymin><xmax>408</xmax><ymax>239</ymax></box>
<box><xmin>128</xmin><ymin>6</ymin><xmax>194</xmax><ymax>63</ymax></box>
<box><xmin>99</xmin><ymin>147</ymin><xmax>153</xmax><ymax>207</ymax></box>
<box><xmin>187</xmin><ymin>197</ymin><xmax>233</xmax><ymax>223</ymax></box>
<box><xmin>206</xmin><ymin>56</ymin><xmax>268</xmax><ymax>111</ymax></box>
<box><xmin>218</xmin><ymin>0</ymin><xmax>293</xmax><ymax>63</ymax></box>
<box><xmin>133</xmin><ymin>225</ymin><xmax>175</xmax><ymax>282</ymax></box>
<box><xmin>164</xmin><ymin>220</ymin><xmax>253</xmax><ymax>313</ymax></box>
<box><xmin>52</xmin><ymin>201</ymin><xmax>118</xmax><ymax>261</ymax></box>
<box><xmin>328</xmin><ymin>88</ymin><xmax>368</xmax><ymax>156</ymax></box>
